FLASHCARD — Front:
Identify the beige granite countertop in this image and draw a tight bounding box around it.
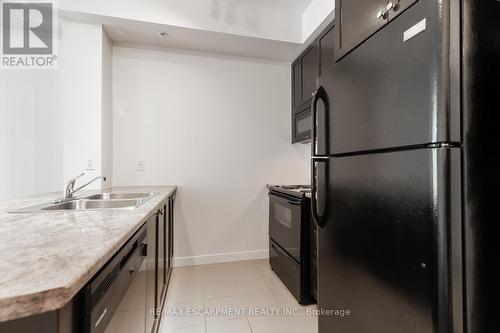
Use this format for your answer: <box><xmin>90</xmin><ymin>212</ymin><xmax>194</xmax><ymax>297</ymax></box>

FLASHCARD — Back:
<box><xmin>0</xmin><ymin>185</ymin><xmax>176</xmax><ymax>323</ymax></box>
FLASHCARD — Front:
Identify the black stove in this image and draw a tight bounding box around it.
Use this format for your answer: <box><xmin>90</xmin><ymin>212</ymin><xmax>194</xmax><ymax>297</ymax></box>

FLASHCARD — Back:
<box><xmin>267</xmin><ymin>184</ymin><xmax>311</xmax><ymax>199</ymax></box>
<box><xmin>267</xmin><ymin>183</ymin><xmax>316</xmax><ymax>305</ymax></box>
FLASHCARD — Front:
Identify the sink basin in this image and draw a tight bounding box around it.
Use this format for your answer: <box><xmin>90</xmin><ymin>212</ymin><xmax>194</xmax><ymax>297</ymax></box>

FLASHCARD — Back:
<box><xmin>81</xmin><ymin>192</ymin><xmax>156</xmax><ymax>200</ymax></box>
<box><xmin>41</xmin><ymin>199</ymin><xmax>142</xmax><ymax>211</ymax></box>
<box><xmin>9</xmin><ymin>192</ymin><xmax>159</xmax><ymax>213</ymax></box>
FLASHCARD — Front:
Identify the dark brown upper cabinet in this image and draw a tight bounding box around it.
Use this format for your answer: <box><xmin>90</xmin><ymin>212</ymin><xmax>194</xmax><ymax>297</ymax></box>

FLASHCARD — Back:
<box><xmin>334</xmin><ymin>0</ymin><xmax>419</xmax><ymax>61</ymax></box>
<box><xmin>334</xmin><ymin>0</ymin><xmax>388</xmax><ymax>61</ymax></box>
<box><xmin>292</xmin><ymin>43</ymin><xmax>318</xmax><ymax>115</ymax></box>
<box><xmin>291</xmin><ymin>22</ymin><xmax>338</xmax><ymax>144</ymax></box>
<box><xmin>318</xmin><ymin>22</ymin><xmax>335</xmax><ymax>77</ymax></box>
<box><xmin>292</xmin><ymin>61</ymin><xmax>301</xmax><ymax>110</ymax></box>
<box><xmin>291</xmin><ymin>43</ymin><xmax>318</xmax><ymax>143</ymax></box>
<box><xmin>301</xmin><ymin>45</ymin><xmax>318</xmax><ymax>108</ymax></box>
<box><xmin>388</xmin><ymin>0</ymin><xmax>418</xmax><ymax>21</ymax></box>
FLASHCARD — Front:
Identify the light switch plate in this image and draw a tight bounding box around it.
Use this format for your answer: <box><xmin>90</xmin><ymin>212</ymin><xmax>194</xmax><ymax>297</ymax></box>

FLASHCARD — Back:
<box><xmin>137</xmin><ymin>159</ymin><xmax>145</xmax><ymax>171</ymax></box>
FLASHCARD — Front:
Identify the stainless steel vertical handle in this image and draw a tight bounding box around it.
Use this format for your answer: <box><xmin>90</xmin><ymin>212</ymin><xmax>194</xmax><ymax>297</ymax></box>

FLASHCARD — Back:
<box><xmin>311</xmin><ymin>157</ymin><xmax>329</xmax><ymax>228</ymax></box>
<box><xmin>95</xmin><ymin>308</ymin><xmax>107</xmax><ymax>328</ymax></box>
<box><xmin>311</xmin><ymin>86</ymin><xmax>329</xmax><ymax>157</ymax></box>
<box><xmin>311</xmin><ymin>86</ymin><xmax>329</xmax><ymax>228</ymax></box>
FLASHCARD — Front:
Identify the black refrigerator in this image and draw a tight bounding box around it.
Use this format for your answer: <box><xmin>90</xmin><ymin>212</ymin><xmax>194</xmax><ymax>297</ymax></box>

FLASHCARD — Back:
<box><xmin>311</xmin><ymin>0</ymin><xmax>500</xmax><ymax>332</ymax></box>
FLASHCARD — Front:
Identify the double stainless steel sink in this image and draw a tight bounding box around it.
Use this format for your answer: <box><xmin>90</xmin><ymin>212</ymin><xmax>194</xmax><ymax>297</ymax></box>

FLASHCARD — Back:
<box><xmin>10</xmin><ymin>192</ymin><xmax>158</xmax><ymax>213</ymax></box>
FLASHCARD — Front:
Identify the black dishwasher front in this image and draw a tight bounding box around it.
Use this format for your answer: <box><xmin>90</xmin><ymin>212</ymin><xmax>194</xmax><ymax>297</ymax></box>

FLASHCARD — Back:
<box><xmin>78</xmin><ymin>224</ymin><xmax>146</xmax><ymax>333</ymax></box>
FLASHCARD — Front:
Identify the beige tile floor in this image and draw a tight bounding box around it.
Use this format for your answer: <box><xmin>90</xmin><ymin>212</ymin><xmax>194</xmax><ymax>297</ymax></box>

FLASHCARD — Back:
<box><xmin>160</xmin><ymin>259</ymin><xmax>318</xmax><ymax>333</ymax></box>
<box><xmin>105</xmin><ymin>259</ymin><xmax>318</xmax><ymax>333</ymax></box>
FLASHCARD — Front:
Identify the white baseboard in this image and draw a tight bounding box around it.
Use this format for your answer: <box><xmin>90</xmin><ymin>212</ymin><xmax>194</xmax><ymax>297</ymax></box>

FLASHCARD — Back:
<box><xmin>172</xmin><ymin>249</ymin><xmax>269</xmax><ymax>268</ymax></box>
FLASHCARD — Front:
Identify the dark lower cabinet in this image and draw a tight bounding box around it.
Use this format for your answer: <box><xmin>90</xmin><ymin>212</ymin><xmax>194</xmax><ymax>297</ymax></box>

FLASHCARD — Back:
<box><xmin>0</xmin><ymin>192</ymin><xmax>176</xmax><ymax>333</ymax></box>
<box><xmin>158</xmin><ymin>205</ymin><xmax>166</xmax><ymax>301</ymax></box>
<box><xmin>167</xmin><ymin>192</ymin><xmax>176</xmax><ymax>281</ymax></box>
<box><xmin>145</xmin><ymin>212</ymin><xmax>159</xmax><ymax>333</ymax></box>
<box><xmin>146</xmin><ymin>192</ymin><xmax>176</xmax><ymax>333</ymax></box>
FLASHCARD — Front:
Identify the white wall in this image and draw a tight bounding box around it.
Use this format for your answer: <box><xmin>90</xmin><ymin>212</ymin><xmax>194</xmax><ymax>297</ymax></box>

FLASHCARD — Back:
<box><xmin>0</xmin><ymin>70</ymin><xmax>63</xmax><ymax>200</ymax></box>
<box><xmin>102</xmin><ymin>30</ymin><xmax>114</xmax><ymax>186</ymax></box>
<box><xmin>0</xmin><ymin>20</ymin><xmax>112</xmax><ymax>201</ymax></box>
<box><xmin>113</xmin><ymin>46</ymin><xmax>310</xmax><ymax>265</ymax></box>
<box><xmin>60</xmin><ymin>21</ymin><xmax>105</xmax><ymax>188</ymax></box>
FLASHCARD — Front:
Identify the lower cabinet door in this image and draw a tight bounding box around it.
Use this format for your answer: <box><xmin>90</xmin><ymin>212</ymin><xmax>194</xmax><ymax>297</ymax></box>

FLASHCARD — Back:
<box><xmin>165</xmin><ymin>201</ymin><xmax>171</xmax><ymax>279</ymax></box>
<box><xmin>145</xmin><ymin>214</ymin><xmax>158</xmax><ymax>333</ymax></box>
<box><xmin>168</xmin><ymin>194</ymin><xmax>176</xmax><ymax>276</ymax></box>
<box><xmin>157</xmin><ymin>209</ymin><xmax>165</xmax><ymax>303</ymax></box>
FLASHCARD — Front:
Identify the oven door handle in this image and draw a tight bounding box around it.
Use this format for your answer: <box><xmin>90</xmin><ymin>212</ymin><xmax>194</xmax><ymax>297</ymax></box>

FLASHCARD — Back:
<box><xmin>286</xmin><ymin>200</ymin><xmax>301</xmax><ymax>206</ymax></box>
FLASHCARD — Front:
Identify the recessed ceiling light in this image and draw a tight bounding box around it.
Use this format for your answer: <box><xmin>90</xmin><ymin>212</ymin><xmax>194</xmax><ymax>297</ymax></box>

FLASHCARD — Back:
<box><xmin>159</xmin><ymin>32</ymin><xmax>168</xmax><ymax>38</ymax></box>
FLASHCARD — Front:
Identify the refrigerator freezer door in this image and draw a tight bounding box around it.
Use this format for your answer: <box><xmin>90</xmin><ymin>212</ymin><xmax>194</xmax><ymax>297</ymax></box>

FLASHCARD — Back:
<box><xmin>324</xmin><ymin>0</ymin><xmax>460</xmax><ymax>154</ymax></box>
<box><xmin>318</xmin><ymin>148</ymin><xmax>461</xmax><ymax>333</ymax></box>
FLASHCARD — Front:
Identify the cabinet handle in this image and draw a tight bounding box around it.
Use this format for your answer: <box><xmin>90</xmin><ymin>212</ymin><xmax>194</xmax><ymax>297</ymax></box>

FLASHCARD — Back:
<box><xmin>386</xmin><ymin>2</ymin><xmax>394</xmax><ymax>10</ymax></box>
<box><xmin>376</xmin><ymin>10</ymin><xmax>388</xmax><ymax>19</ymax></box>
<box><xmin>95</xmin><ymin>308</ymin><xmax>107</xmax><ymax>328</ymax></box>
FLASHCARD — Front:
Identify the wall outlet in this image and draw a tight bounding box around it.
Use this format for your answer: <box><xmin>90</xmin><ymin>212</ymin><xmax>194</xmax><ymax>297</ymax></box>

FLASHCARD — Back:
<box><xmin>86</xmin><ymin>159</ymin><xmax>95</xmax><ymax>171</ymax></box>
<box><xmin>137</xmin><ymin>159</ymin><xmax>145</xmax><ymax>171</ymax></box>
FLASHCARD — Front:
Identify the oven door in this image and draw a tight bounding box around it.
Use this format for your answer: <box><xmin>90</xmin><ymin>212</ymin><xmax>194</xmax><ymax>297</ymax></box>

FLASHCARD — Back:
<box><xmin>269</xmin><ymin>192</ymin><xmax>302</xmax><ymax>262</ymax></box>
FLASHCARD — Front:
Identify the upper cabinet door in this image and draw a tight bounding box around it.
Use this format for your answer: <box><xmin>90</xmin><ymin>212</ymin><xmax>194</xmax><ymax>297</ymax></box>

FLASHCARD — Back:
<box><xmin>301</xmin><ymin>44</ymin><xmax>318</xmax><ymax>106</ymax></box>
<box><xmin>334</xmin><ymin>0</ymin><xmax>389</xmax><ymax>61</ymax></box>
<box><xmin>292</xmin><ymin>61</ymin><xmax>301</xmax><ymax>110</ymax></box>
<box><xmin>319</xmin><ymin>23</ymin><xmax>335</xmax><ymax>77</ymax></box>
<box><xmin>387</xmin><ymin>0</ymin><xmax>418</xmax><ymax>21</ymax></box>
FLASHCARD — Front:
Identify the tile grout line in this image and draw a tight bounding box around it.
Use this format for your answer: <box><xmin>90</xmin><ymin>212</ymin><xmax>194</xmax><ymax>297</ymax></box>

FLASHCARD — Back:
<box><xmin>245</xmin><ymin>315</ymin><xmax>254</xmax><ymax>333</ymax></box>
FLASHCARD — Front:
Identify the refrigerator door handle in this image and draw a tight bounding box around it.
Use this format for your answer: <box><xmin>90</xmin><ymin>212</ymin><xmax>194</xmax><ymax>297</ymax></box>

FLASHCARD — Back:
<box><xmin>311</xmin><ymin>157</ymin><xmax>328</xmax><ymax>228</ymax></box>
<box><xmin>311</xmin><ymin>86</ymin><xmax>329</xmax><ymax>157</ymax></box>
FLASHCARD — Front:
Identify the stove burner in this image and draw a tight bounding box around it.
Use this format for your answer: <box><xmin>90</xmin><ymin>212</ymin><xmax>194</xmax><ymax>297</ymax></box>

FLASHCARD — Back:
<box><xmin>268</xmin><ymin>184</ymin><xmax>311</xmax><ymax>199</ymax></box>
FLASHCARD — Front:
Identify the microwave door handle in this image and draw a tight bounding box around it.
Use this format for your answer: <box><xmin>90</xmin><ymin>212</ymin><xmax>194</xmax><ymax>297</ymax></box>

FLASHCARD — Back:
<box><xmin>311</xmin><ymin>157</ymin><xmax>328</xmax><ymax>228</ymax></box>
<box><xmin>311</xmin><ymin>86</ymin><xmax>329</xmax><ymax>157</ymax></box>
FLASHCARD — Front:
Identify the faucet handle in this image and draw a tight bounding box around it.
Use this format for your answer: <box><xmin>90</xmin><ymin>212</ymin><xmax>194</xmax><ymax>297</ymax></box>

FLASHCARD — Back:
<box><xmin>68</xmin><ymin>172</ymin><xmax>85</xmax><ymax>185</ymax></box>
<box><xmin>61</xmin><ymin>172</ymin><xmax>85</xmax><ymax>201</ymax></box>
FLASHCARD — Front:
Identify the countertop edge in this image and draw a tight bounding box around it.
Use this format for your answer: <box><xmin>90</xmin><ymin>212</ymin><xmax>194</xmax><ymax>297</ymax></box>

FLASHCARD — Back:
<box><xmin>0</xmin><ymin>185</ymin><xmax>177</xmax><ymax>323</ymax></box>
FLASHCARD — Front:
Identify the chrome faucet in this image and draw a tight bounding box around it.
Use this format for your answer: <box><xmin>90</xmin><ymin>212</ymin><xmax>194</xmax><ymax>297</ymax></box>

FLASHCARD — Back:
<box><xmin>57</xmin><ymin>173</ymin><xmax>107</xmax><ymax>202</ymax></box>
<box><xmin>63</xmin><ymin>172</ymin><xmax>85</xmax><ymax>200</ymax></box>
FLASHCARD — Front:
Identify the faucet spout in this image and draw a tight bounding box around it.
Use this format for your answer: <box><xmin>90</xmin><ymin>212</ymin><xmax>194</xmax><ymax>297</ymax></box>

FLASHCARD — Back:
<box><xmin>73</xmin><ymin>176</ymin><xmax>107</xmax><ymax>193</ymax></box>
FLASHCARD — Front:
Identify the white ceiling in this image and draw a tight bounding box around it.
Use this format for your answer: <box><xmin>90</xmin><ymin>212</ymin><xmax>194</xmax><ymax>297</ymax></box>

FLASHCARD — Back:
<box><xmin>59</xmin><ymin>0</ymin><xmax>331</xmax><ymax>62</ymax></box>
